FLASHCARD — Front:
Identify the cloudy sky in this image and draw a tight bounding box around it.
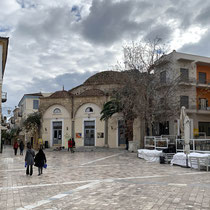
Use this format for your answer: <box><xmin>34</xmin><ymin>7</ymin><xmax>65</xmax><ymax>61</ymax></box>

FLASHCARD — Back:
<box><xmin>1</xmin><ymin>0</ymin><xmax>210</xmax><ymax>112</ymax></box>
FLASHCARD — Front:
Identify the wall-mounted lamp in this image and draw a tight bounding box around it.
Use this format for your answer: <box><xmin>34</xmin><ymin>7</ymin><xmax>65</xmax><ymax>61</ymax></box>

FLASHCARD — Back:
<box><xmin>66</xmin><ymin>127</ymin><xmax>68</xmax><ymax>130</ymax></box>
<box><xmin>45</xmin><ymin>128</ymin><xmax>47</xmax><ymax>131</ymax></box>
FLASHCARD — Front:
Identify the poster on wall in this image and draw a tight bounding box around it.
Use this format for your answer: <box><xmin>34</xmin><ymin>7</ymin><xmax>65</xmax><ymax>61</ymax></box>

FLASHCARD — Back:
<box><xmin>76</xmin><ymin>133</ymin><xmax>82</xmax><ymax>138</ymax></box>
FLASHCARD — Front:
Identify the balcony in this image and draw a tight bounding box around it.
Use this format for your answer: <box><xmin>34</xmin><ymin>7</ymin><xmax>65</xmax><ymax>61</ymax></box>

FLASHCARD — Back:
<box><xmin>2</xmin><ymin>92</ymin><xmax>7</xmax><ymax>103</ymax></box>
<box><xmin>197</xmin><ymin>79</ymin><xmax>210</xmax><ymax>88</ymax></box>
<box><xmin>186</xmin><ymin>105</ymin><xmax>210</xmax><ymax>114</ymax></box>
<box><xmin>179</xmin><ymin>77</ymin><xmax>196</xmax><ymax>85</ymax></box>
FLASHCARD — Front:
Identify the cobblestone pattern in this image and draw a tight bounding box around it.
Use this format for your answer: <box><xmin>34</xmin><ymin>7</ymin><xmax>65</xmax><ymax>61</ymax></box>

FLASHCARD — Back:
<box><xmin>0</xmin><ymin>146</ymin><xmax>210</xmax><ymax>210</ymax></box>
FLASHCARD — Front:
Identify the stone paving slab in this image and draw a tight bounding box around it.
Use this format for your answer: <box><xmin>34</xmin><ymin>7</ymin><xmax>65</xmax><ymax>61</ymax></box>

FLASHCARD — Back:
<box><xmin>1</xmin><ymin>146</ymin><xmax>210</xmax><ymax>210</ymax></box>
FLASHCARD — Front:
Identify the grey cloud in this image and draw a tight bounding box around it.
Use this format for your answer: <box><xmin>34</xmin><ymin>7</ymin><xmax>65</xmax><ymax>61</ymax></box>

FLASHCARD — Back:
<box><xmin>144</xmin><ymin>25</ymin><xmax>172</xmax><ymax>42</ymax></box>
<box><xmin>28</xmin><ymin>72</ymin><xmax>96</xmax><ymax>93</ymax></box>
<box><xmin>81</xmin><ymin>0</ymin><xmax>146</xmax><ymax>45</ymax></box>
<box><xmin>195</xmin><ymin>5</ymin><xmax>210</xmax><ymax>26</ymax></box>
<box><xmin>3</xmin><ymin>71</ymin><xmax>97</xmax><ymax>109</ymax></box>
<box><xmin>179</xmin><ymin>30</ymin><xmax>210</xmax><ymax>56</ymax></box>
<box><xmin>16</xmin><ymin>0</ymin><xmax>37</xmax><ymax>9</ymax></box>
<box><xmin>15</xmin><ymin>6</ymin><xmax>75</xmax><ymax>45</ymax></box>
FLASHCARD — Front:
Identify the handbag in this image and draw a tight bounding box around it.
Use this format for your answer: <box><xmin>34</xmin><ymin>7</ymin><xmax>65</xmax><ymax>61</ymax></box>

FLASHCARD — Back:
<box><xmin>44</xmin><ymin>163</ymin><xmax>47</xmax><ymax>169</ymax></box>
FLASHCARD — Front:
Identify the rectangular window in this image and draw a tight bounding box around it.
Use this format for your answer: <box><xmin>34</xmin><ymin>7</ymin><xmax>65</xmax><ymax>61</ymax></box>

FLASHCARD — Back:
<box><xmin>33</xmin><ymin>100</ymin><xmax>39</xmax><ymax>109</ymax></box>
<box><xmin>180</xmin><ymin>96</ymin><xmax>189</xmax><ymax>109</ymax></box>
<box><xmin>160</xmin><ymin>71</ymin><xmax>166</xmax><ymax>83</ymax></box>
<box><xmin>180</xmin><ymin>68</ymin><xmax>189</xmax><ymax>82</ymax></box>
<box><xmin>198</xmin><ymin>72</ymin><xmax>206</xmax><ymax>84</ymax></box>
<box><xmin>199</xmin><ymin>122</ymin><xmax>210</xmax><ymax>136</ymax></box>
<box><xmin>199</xmin><ymin>98</ymin><xmax>208</xmax><ymax>110</ymax></box>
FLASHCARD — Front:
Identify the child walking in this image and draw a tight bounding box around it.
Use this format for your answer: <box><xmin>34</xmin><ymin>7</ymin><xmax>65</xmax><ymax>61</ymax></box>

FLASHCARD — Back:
<box><xmin>34</xmin><ymin>147</ymin><xmax>47</xmax><ymax>176</ymax></box>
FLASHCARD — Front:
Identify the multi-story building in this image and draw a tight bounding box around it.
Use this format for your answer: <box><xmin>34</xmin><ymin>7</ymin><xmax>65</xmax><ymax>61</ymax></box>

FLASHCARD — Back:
<box><xmin>157</xmin><ymin>50</ymin><xmax>210</xmax><ymax>139</ymax></box>
<box><xmin>17</xmin><ymin>92</ymin><xmax>51</xmax><ymax>145</ymax></box>
<box><xmin>0</xmin><ymin>37</ymin><xmax>9</xmax><ymax>152</ymax></box>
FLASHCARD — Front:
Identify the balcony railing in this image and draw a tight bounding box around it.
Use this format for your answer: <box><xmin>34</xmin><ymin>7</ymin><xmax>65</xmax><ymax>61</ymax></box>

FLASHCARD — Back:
<box><xmin>179</xmin><ymin>77</ymin><xmax>196</xmax><ymax>84</ymax></box>
<box><xmin>186</xmin><ymin>105</ymin><xmax>210</xmax><ymax>111</ymax></box>
<box><xmin>197</xmin><ymin>79</ymin><xmax>210</xmax><ymax>85</ymax></box>
<box><xmin>2</xmin><ymin>92</ymin><xmax>7</xmax><ymax>103</ymax></box>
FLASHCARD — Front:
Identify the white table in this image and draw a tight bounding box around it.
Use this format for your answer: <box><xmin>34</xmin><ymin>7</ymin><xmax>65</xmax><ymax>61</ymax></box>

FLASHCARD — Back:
<box><xmin>171</xmin><ymin>152</ymin><xmax>210</xmax><ymax>168</ymax></box>
<box><xmin>137</xmin><ymin>149</ymin><xmax>162</xmax><ymax>162</ymax></box>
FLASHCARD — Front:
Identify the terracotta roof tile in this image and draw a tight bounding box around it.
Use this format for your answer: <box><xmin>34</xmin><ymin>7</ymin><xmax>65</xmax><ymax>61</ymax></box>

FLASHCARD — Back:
<box><xmin>49</xmin><ymin>90</ymin><xmax>72</xmax><ymax>98</ymax></box>
<box><xmin>78</xmin><ymin>89</ymin><xmax>105</xmax><ymax>97</ymax></box>
<box><xmin>84</xmin><ymin>71</ymin><xmax>126</xmax><ymax>85</ymax></box>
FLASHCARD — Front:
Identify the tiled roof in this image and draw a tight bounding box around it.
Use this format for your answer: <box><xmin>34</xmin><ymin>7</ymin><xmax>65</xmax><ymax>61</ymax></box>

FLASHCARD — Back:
<box><xmin>83</xmin><ymin>71</ymin><xmax>126</xmax><ymax>85</ymax></box>
<box><xmin>49</xmin><ymin>90</ymin><xmax>72</xmax><ymax>98</ymax></box>
<box><xmin>25</xmin><ymin>93</ymin><xmax>43</xmax><ymax>97</ymax></box>
<box><xmin>78</xmin><ymin>89</ymin><xmax>105</xmax><ymax>97</ymax></box>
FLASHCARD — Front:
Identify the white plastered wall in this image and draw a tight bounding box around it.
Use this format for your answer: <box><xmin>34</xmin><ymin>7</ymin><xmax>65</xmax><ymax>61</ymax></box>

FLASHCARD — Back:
<box><xmin>74</xmin><ymin>103</ymin><xmax>105</xmax><ymax>147</ymax></box>
<box><xmin>42</xmin><ymin>104</ymin><xmax>71</xmax><ymax>148</ymax></box>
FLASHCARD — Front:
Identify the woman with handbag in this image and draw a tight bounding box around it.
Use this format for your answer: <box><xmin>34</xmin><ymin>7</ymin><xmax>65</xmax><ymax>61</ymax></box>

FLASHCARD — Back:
<box><xmin>34</xmin><ymin>148</ymin><xmax>47</xmax><ymax>176</ymax></box>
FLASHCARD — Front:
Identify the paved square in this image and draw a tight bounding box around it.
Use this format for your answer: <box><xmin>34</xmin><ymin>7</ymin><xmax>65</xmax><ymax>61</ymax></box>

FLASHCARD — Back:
<box><xmin>0</xmin><ymin>146</ymin><xmax>210</xmax><ymax>210</ymax></box>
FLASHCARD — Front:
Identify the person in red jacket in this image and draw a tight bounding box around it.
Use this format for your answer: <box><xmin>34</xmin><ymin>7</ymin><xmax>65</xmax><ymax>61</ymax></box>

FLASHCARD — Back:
<box><xmin>13</xmin><ymin>141</ymin><xmax>19</xmax><ymax>155</ymax></box>
<box><xmin>68</xmin><ymin>138</ymin><xmax>75</xmax><ymax>153</ymax></box>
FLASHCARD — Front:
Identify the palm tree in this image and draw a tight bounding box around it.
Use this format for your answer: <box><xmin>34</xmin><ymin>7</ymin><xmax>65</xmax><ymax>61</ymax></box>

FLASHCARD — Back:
<box><xmin>100</xmin><ymin>98</ymin><xmax>122</xmax><ymax>121</ymax></box>
<box><xmin>100</xmin><ymin>92</ymin><xmax>135</xmax><ymax>141</ymax></box>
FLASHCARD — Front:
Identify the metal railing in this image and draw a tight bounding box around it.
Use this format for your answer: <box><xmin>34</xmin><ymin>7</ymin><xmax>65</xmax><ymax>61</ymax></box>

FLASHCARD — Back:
<box><xmin>179</xmin><ymin>77</ymin><xmax>196</xmax><ymax>84</ymax></box>
<box><xmin>144</xmin><ymin>136</ymin><xmax>169</xmax><ymax>150</ymax></box>
<box><xmin>176</xmin><ymin>139</ymin><xmax>210</xmax><ymax>153</ymax></box>
<box><xmin>197</xmin><ymin>79</ymin><xmax>210</xmax><ymax>85</ymax></box>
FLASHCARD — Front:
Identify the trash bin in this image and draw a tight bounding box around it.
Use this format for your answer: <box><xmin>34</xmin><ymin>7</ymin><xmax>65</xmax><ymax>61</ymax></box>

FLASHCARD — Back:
<box><xmin>45</xmin><ymin>141</ymin><xmax>48</xmax><ymax>149</ymax></box>
<box><xmin>160</xmin><ymin>155</ymin><xmax>165</xmax><ymax>164</ymax></box>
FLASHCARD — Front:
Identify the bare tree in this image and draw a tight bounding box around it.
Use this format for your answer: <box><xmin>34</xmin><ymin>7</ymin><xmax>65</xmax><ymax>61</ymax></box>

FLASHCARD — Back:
<box><xmin>102</xmin><ymin>38</ymin><xmax>181</xmax><ymax>147</ymax></box>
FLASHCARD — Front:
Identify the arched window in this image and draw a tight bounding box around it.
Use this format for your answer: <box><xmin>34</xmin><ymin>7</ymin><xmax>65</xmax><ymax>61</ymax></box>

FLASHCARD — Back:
<box><xmin>53</xmin><ymin>108</ymin><xmax>61</xmax><ymax>114</ymax></box>
<box><xmin>85</xmin><ymin>107</ymin><xmax>93</xmax><ymax>113</ymax></box>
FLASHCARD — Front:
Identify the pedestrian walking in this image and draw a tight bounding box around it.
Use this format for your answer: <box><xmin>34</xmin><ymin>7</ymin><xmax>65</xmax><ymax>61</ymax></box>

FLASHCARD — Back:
<box><xmin>25</xmin><ymin>143</ymin><xmax>35</xmax><ymax>176</ymax></box>
<box><xmin>34</xmin><ymin>148</ymin><xmax>47</xmax><ymax>176</ymax></box>
<box><xmin>125</xmin><ymin>137</ymin><xmax>129</xmax><ymax>150</ymax></box>
<box><xmin>68</xmin><ymin>138</ymin><xmax>75</xmax><ymax>153</ymax></box>
<box><xmin>13</xmin><ymin>140</ymin><xmax>18</xmax><ymax>155</ymax></box>
<box><xmin>68</xmin><ymin>138</ymin><xmax>71</xmax><ymax>151</ymax></box>
<box><xmin>19</xmin><ymin>140</ymin><xmax>24</xmax><ymax>155</ymax></box>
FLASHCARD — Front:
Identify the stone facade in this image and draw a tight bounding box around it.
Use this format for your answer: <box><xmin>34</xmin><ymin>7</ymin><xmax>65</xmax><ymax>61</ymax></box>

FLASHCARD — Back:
<box><xmin>39</xmin><ymin>71</ymin><xmax>142</xmax><ymax>149</ymax></box>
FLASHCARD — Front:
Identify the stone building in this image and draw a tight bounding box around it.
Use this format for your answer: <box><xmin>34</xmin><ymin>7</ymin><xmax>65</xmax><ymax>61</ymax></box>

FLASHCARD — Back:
<box><xmin>156</xmin><ymin>50</ymin><xmax>210</xmax><ymax>139</ymax></box>
<box><xmin>14</xmin><ymin>92</ymin><xmax>51</xmax><ymax>146</ymax></box>
<box><xmin>39</xmin><ymin>71</ymin><xmax>142</xmax><ymax>149</ymax></box>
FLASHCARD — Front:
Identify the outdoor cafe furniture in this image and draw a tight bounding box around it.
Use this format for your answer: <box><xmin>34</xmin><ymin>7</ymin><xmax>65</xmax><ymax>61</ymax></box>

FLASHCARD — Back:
<box><xmin>171</xmin><ymin>152</ymin><xmax>210</xmax><ymax>170</ymax></box>
<box><xmin>189</xmin><ymin>153</ymin><xmax>210</xmax><ymax>171</ymax></box>
<box><xmin>137</xmin><ymin>149</ymin><xmax>162</xmax><ymax>162</ymax></box>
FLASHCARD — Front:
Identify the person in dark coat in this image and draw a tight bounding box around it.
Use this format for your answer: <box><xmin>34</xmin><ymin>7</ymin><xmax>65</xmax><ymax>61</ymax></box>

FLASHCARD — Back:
<box><xmin>68</xmin><ymin>138</ymin><xmax>71</xmax><ymax>151</ymax></box>
<box><xmin>34</xmin><ymin>148</ymin><xmax>47</xmax><ymax>176</ymax></box>
<box><xmin>25</xmin><ymin>143</ymin><xmax>35</xmax><ymax>176</ymax></box>
<box><xmin>13</xmin><ymin>141</ymin><xmax>19</xmax><ymax>155</ymax></box>
<box><xmin>19</xmin><ymin>141</ymin><xmax>24</xmax><ymax>155</ymax></box>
